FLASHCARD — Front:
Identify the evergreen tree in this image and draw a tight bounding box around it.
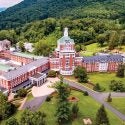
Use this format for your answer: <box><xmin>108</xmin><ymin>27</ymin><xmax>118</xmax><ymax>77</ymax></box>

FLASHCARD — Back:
<box><xmin>93</xmin><ymin>83</ymin><xmax>101</xmax><ymax>92</ymax></box>
<box><xmin>95</xmin><ymin>105</ymin><xmax>110</xmax><ymax>125</ymax></box>
<box><xmin>72</xmin><ymin>103</ymin><xmax>79</xmax><ymax>119</ymax></box>
<box><xmin>54</xmin><ymin>76</ymin><xmax>71</xmax><ymax>124</ymax></box>
<box><xmin>107</xmin><ymin>93</ymin><xmax>112</xmax><ymax>102</ymax></box>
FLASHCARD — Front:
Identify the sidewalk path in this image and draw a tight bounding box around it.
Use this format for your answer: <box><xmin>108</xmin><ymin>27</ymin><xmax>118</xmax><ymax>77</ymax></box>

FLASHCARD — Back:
<box><xmin>64</xmin><ymin>79</ymin><xmax>125</xmax><ymax>121</ymax></box>
<box><xmin>22</xmin><ymin>77</ymin><xmax>59</xmax><ymax>110</ymax></box>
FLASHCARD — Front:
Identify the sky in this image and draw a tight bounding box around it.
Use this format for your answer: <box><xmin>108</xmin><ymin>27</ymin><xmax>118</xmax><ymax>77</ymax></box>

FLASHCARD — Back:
<box><xmin>0</xmin><ymin>0</ymin><xmax>23</xmax><ymax>8</ymax></box>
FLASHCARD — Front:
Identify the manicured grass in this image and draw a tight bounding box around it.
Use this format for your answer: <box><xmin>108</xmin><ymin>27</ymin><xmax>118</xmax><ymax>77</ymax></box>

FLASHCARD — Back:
<box><xmin>88</xmin><ymin>73</ymin><xmax>125</xmax><ymax>91</ymax></box>
<box><xmin>109</xmin><ymin>97</ymin><xmax>125</xmax><ymax>115</ymax></box>
<box><xmin>26</xmin><ymin>93</ymin><xmax>34</xmax><ymax>101</ymax></box>
<box><xmin>38</xmin><ymin>90</ymin><xmax>122</xmax><ymax>125</ymax></box>
<box><xmin>80</xmin><ymin>43</ymin><xmax>107</xmax><ymax>56</ymax></box>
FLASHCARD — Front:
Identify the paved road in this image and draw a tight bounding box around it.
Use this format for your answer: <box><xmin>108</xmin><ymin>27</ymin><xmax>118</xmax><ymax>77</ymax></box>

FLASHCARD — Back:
<box><xmin>22</xmin><ymin>78</ymin><xmax>125</xmax><ymax>121</ymax></box>
<box><xmin>64</xmin><ymin>79</ymin><xmax>125</xmax><ymax>121</ymax></box>
<box><xmin>22</xmin><ymin>95</ymin><xmax>47</xmax><ymax>111</ymax></box>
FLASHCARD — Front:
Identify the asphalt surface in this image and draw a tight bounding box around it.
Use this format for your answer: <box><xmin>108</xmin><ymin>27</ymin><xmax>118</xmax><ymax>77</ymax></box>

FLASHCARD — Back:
<box><xmin>22</xmin><ymin>78</ymin><xmax>125</xmax><ymax>121</ymax></box>
<box><xmin>64</xmin><ymin>79</ymin><xmax>125</xmax><ymax>121</ymax></box>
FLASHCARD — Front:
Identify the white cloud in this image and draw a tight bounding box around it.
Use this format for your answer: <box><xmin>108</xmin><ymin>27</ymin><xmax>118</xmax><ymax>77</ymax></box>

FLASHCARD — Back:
<box><xmin>0</xmin><ymin>0</ymin><xmax>23</xmax><ymax>8</ymax></box>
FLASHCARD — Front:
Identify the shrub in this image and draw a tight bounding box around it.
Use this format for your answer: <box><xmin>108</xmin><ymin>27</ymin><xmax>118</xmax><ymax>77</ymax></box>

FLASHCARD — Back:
<box><xmin>83</xmin><ymin>91</ymin><xmax>89</xmax><ymax>96</ymax></box>
<box><xmin>93</xmin><ymin>83</ymin><xmax>105</xmax><ymax>92</ymax></box>
<box><xmin>48</xmin><ymin>70</ymin><xmax>56</xmax><ymax>77</ymax></box>
<box><xmin>109</xmin><ymin>80</ymin><xmax>125</xmax><ymax>92</ymax></box>
<box><xmin>107</xmin><ymin>93</ymin><xmax>112</xmax><ymax>102</ymax></box>
<box><xmin>46</xmin><ymin>96</ymin><xmax>52</xmax><ymax>102</ymax></box>
<box><xmin>17</xmin><ymin>88</ymin><xmax>27</xmax><ymax>97</ymax></box>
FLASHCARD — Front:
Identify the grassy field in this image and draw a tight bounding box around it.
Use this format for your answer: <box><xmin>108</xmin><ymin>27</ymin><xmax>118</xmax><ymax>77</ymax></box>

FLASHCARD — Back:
<box><xmin>88</xmin><ymin>73</ymin><xmax>125</xmax><ymax>91</ymax></box>
<box><xmin>80</xmin><ymin>43</ymin><xmax>107</xmax><ymax>56</ymax></box>
<box><xmin>109</xmin><ymin>97</ymin><xmax>125</xmax><ymax>115</ymax></box>
<box><xmin>39</xmin><ymin>90</ymin><xmax>123</xmax><ymax>125</ymax></box>
<box><xmin>0</xmin><ymin>90</ymin><xmax>123</xmax><ymax>125</ymax></box>
<box><xmin>26</xmin><ymin>93</ymin><xmax>34</xmax><ymax>102</ymax></box>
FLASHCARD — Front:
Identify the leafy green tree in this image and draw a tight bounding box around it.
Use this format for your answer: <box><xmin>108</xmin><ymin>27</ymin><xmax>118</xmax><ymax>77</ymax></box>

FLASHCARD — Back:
<box><xmin>75</xmin><ymin>45</ymin><xmax>81</xmax><ymax>52</ymax></box>
<box><xmin>108</xmin><ymin>31</ymin><xmax>119</xmax><ymax>50</ymax></box>
<box><xmin>72</xmin><ymin>103</ymin><xmax>79</xmax><ymax>119</ymax></box>
<box><xmin>74</xmin><ymin>66</ymin><xmax>88</xmax><ymax>83</ymax></box>
<box><xmin>34</xmin><ymin>40</ymin><xmax>52</xmax><ymax>56</ymax></box>
<box><xmin>48</xmin><ymin>70</ymin><xmax>56</xmax><ymax>77</ymax></box>
<box><xmin>0</xmin><ymin>92</ymin><xmax>16</xmax><ymax>120</ymax></box>
<box><xmin>17</xmin><ymin>88</ymin><xmax>27</xmax><ymax>98</ymax></box>
<box><xmin>116</xmin><ymin>64</ymin><xmax>125</xmax><ymax>78</ymax></box>
<box><xmin>109</xmin><ymin>80</ymin><xmax>125</xmax><ymax>92</ymax></box>
<box><xmin>95</xmin><ymin>105</ymin><xmax>110</xmax><ymax>125</ymax></box>
<box><xmin>5</xmin><ymin>117</ymin><xmax>19</xmax><ymax>125</ymax></box>
<box><xmin>20</xmin><ymin>109</ymin><xmax>46</xmax><ymax>125</ymax></box>
<box><xmin>97</xmin><ymin>34</ymin><xmax>106</xmax><ymax>47</ymax></box>
<box><xmin>54</xmin><ymin>76</ymin><xmax>71</xmax><ymax>124</ymax></box>
<box><xmin>18</xmin><ymin>41</ymin><xmax>25</xmax><ymax>52</ymax></box>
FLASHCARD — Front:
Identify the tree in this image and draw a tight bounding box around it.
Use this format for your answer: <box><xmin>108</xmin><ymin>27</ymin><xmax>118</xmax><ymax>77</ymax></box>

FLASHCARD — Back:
<box><xmin>5</xmin><ymin>117</ymin><xmax>19</xmax><ymax>125</ymax></box>
<box><xmin>54</xmin><ymin>76</ymin><xmax>71</xmax><ymax>124</ymax></box>
<box><xmin>108</xmin><ymin>31</ymin><xmax>119</xmax><ymax>50</ymax></box>
<box><xmin>17</xmin><ymin>88</ymin><xmax>27</xmax><ymax>97</ymax></box>
<box><xmin>107</xmin><ymin>93</ymin><xmax>112</xmax><ymax>102</ymax></box>
<box><xmin>20</xmin><ymin>109</ymin><xmax>46</xmax><ymax>125</ymax></box>
<box><xmin>75</xmin><ymin>45</ymin><xmax>81</xmax><ymax>52</ymax></box>
<box><xmin>74</xmin><ymin>66</ymin><xmax>88</xmax><ymax>83</ymax></box>
<box><xmin>93</xmin><ymin>83</ymin><xmax>101</xmax><ymax>92</ymax></box>
<box><xmin>109</xmin><ymin>80</ymin><xmax>125</xmax><ymax>92</ymax></box>
<box><xmin>95</xmin><ymin>105</ymin><xmax>110</xmax><ymax>125</ymax></box>
<box><xmin>18</xmin><ymin>41</ymin><xmax>25</xmax><ymax>52</ymax></box>
<box><xmin>116</xmin><ymin>64</ymin><xmax>125</xmax><ymax>78</ymax></box>
<box><xmin>48</xmin><ymin>70</ymin><xmax>56</xmax><ymax>77</ymax></box>
<box><xmin>72</xmin><ymin>103</ymin><xmax>79</xmax><ymax>119</ymax></box>
<box><xmin>34</xmin><ymin>40</ymin><xmax>52</xmax><ymax>56</ymax></box>
<box><xmin>97</xmin><ymin>34</ymin><xmax>106</xmax><ymax>47</ymax></box>
<box><xmin>0</xmin><ymin>92</ymin><xmax>16</xmax><ymax>120</ymax></box>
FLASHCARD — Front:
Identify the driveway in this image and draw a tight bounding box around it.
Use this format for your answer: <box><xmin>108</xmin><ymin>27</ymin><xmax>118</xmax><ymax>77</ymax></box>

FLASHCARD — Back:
<box><xmin>22</xmin><ymin>77</ymin><xmax>59</xmax><ymax>110</ymax></box>
<box><xmin>64</xmin><ymin>79</ymin><xmax>125</xmax><ymax>121</ymax></box>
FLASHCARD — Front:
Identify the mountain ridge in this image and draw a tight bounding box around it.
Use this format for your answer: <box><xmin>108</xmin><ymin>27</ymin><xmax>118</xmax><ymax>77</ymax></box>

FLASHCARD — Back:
<box><xmin>0</xmin><ymin>0</ymin><xmax>125</xmax><ymax>29</ymax></box>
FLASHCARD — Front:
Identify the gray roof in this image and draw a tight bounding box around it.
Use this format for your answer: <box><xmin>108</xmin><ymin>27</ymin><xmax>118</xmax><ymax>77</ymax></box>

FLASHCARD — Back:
<box><xmin>82</xmin><ymin>55</ymin><xmax>123</xmax><ymax>63</ymax></box>
<box><xmin>1</xmin><ymin>57</ymin><xmax>49</xmax><ymax>81</ymax></box>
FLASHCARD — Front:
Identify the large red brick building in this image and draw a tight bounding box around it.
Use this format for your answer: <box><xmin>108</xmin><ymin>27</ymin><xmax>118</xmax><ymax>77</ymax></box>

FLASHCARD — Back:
<box><xmin>50</xmin><ymin>28</ymin><xmax>82</xmax><ymax>75</ymax></box>
<box><xmin>0</xmin><ymin>51</ymin><xmax>49</xmax><ymax>93</ymax></box>
<box><xmin>50</xmin><ymin>28</ymin><xmax>124</xmax><ymax>75</ymax></box>
<box><xmin>0</xmin><ymin>28</ymin><xmax>124</xmax><ymax>93</ymax></box>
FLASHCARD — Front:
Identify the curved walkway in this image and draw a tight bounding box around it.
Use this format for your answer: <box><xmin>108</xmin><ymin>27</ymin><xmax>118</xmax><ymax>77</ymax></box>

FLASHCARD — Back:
<box><xmin>64</xmin><ymin>79</ymin><xmax>125</xmax><ymax>121</ymax></box>
<box><xmin>21</xmin><ymin>77</ymin><xmax>125</xmax><ymax>121</ymax></box>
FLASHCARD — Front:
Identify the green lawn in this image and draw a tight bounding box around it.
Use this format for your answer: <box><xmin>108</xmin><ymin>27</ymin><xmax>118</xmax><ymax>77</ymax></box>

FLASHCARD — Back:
<box><xmin>80</xmin><ymin>43</ymin><xmax>107</xmax><ymax>56</ymax></box>
<box><xmin>39</xmin><ymin>90</ymin><xmax>122</xmax><ymax>125</ymax></box>
<box><xmin>109</xmin><ymin>97</ymin><xmax>125</xmax><ymax>115</ymax></box>
<box><xmin>88</xmin><ymin>73</ymin><xmax>125</xmax><ymax>91</ymax></box>
<box><xmin>26</xmin><ymin>93</ymin><xmax>34</xmax><ymax>102</ymax></box>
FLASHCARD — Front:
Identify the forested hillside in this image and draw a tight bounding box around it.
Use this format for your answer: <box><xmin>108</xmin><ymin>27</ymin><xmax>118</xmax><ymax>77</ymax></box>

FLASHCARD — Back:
<box><xmin>0</xmin><ymin>0</ymin><xmax>125</xmax><ymax>29</ymax></box>
<box><xmin>0</xmin><ymin>0</ymin><xmax>125</xmax><ymax>56</ymax></box>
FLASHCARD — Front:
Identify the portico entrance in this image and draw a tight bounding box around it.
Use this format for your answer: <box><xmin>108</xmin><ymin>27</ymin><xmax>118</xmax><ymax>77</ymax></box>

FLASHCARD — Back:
<box><xmin>29</xmin><ymin>72</ymin><xmax>47</xmax><ymax>87</ymax></box>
